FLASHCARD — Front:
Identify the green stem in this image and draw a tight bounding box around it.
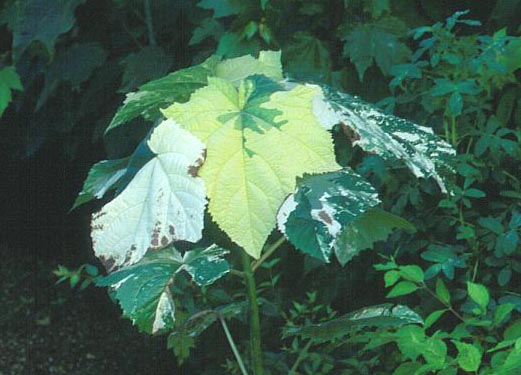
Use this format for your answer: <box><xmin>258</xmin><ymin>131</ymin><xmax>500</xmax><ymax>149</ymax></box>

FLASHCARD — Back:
<box><xmin>242</xmin><ymin>251</ymin><xmax>264</xmax><ymax>375</ymax></box>
<box><xmin>219</xmin><ymin>315</ymin><xmax>250</xmax><ymax>375</ymax></box>
<box><xmin>288</xmin><ymin>339</ymin><xmax>313</xmax><ymax>375</ymax></box>
<box><xmin>252</xmin><ymin>236</ymin><xmax>286</xmax><ymax>272</ymax></box>
<box><xmin>451</xmin><ymin>115</ymin><xmax>458</xmax><ymax>146</ymax></box>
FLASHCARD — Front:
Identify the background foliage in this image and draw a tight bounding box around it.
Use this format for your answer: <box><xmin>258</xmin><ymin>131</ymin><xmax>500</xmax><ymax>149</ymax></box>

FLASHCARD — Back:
<box><xmin>1</xmin><ymin>0</ymin><xmax>520</xmax><ymax>374</ymax></box>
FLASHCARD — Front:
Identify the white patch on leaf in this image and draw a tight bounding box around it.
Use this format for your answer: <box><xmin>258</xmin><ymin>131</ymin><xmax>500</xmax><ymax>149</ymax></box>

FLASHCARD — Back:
<box><xmin>276</xmin><ymin>194</ymin><xmax>298</xmax><ymax>234</ymax></box>
<box><xmin>152</xmin><ymin>290</ymin><xmax>175</xmax><ymax>334</ymax></box>
<box><xmin>91</xmin><ymin>120</ymin><xmax>207</xmax><ymax>271</ymax></box>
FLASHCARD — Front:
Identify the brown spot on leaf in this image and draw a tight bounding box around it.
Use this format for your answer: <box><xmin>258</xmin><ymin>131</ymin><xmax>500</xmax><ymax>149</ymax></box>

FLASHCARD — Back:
<box><xmin>169</xmin><ymin>225</ymin><xmax>175</xmax><ymax>236</ymax></box>
<box><xmin>318</xmin><ymin>210</ymin><xmax>333</xmax><ymax>225</ymax></box>
<box><xmin>99</xmin><ymin>256</ymin><xmax>116</xmax><ymax>273</ymax></box>
<box><xmin>161</xmin><ymin>236</ymin><xmax>169</xmax><ymax>247</ymax></box>
<box><xmin>187</xmin><ymin>149</ymin><xmax>206</xmax><ymax>177</ymax></box>
<box><xmin>340</xmin><ymin>122</ymin><xmax>360</xmax><ymax>143</ymax></box>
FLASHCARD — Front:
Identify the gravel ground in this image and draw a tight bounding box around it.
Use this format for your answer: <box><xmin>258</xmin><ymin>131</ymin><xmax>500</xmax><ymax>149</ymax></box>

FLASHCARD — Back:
<box><xmin>0</xmin><ymin>244</ymin><xmax>180</xmax><ymax>375</ymax></box>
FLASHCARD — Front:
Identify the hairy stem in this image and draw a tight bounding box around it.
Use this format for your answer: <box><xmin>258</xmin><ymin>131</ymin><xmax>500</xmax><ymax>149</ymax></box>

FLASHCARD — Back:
<box><xmin>219</xmin><ymin>315</ymin><xmax>250</xmax><ymax>375</ymax></box>
<box><xmin>242</xmin><ymin>251</ymin><xmax>264</xmax><ymax>375</ymax></box>
<box><xmin>252</xmin><ymin>236</ymin><xmax>286</xmax><ymax>272</ymax></box>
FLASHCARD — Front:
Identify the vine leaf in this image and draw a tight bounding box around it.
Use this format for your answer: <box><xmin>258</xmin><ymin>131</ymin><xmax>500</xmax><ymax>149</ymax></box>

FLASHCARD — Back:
<box><xmin>97</xmin><ymin>245</ymin><xmax>230</xmax><ymax>334</ymax></box>
<box><xmin>277</xmin><ymin>169</ymin><xmax>380</xmax><ymax>262</ymax></box>
<box><xmin>284</xmin><ymin>304</ymin><xmax>423</xmax><ymax>343</ymax></box>
<box><xmin>1</xmin><ymin>0</ymin><xmax>86</xmax><ymax>58</ymax></box>
<box><xmin>37</xmin><ymin>42</ymin><xmax>108</xmax><ymax>109</ymax></box>
<box><xmin>163</xmin><ymin>76</ymin><xmax>339</xmax><ymax>258</ymax></box>
<box><xmin>335</xmin><ymin>209</ymin><xmax>416</xmax><ymax>266</ymax></box>
<box><xmin>91</xmin><ymin>120</ymin><xmax>207</xmax><ymax>271</ymax></box>
<box><xmin>119</xmin><ymin>46</ymin><xmax>174</xmax><ymax>93</ymax></box>
<box><xmin>72</xmin><ymin>157</ymin><xmax>129</xmax><ymax>210</ymax></box>
<box><xmin>0</xmin><ymin>66</ymin><xmax>23</xmax><ymax>116</ymax></box>
<box><xmin>316</xmin><ymin>86</ymin><xmax>455</xmax><ymax>193</ymax></box>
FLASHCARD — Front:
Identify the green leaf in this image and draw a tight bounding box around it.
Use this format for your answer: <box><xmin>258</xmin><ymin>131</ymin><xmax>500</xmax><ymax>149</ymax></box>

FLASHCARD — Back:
<box><xmin>277</xmin><ymin>169</ymin><xmax>380</xmax><ymax>262</ymax></box>
<box><xmin>72</xmin><ymin>157</ymin><xmax>129</xmax><ymax>210</ymax></box>
<box><xmin>189</xmin><ymin>17</ymin><xmax>224</xmax><ymax>45</ymax></box>
<box><xmin>0</xmin><ymin>66</ymin><xmax>23</xmax><ymax>117</ymax></box>
<box><xmin>387</xmin><ymin>281</ymin><xmax>418</xmax><ymax>298</ymax></box>
<box><xmin>3</xmin><ymin>0</ymin><xmax>86</xmax><ymax>58</ymax></box>
<box><xmin>216</xmin><ymin>32</ymin><xmax>260</xmax><ymax>58</ymax></box>
<box><xmin>341</xmin><ymin>24</ymin><xmax>410</xmax><ymax>80</ymax></box>
<box><xmin>97</xmin><ymin>245</ymin><xmax>229</xmax><ymax>334</ymax></box>
<box><xmin>424</xmin><ymin>309</ymin><xmax>448</xmax><ymax>329</ymax></box>
<box><xmin>384</xmin><ymin>270</ymin><xmax>401</xmax><ymax>287</ymax></box>
<box><xmin>37</xmin><ymin>42</ymin><xmax>107</xmax><ymax>109</ymax></box>
<box><xmin>163</xmin><ymin>76</ymin><xmax>338</xmax><ymax>258</ymax></box>
<box><xmin>449</xmin><ymin>91</ymin><xmax>463</xmax><ymax>116</ymax></box>
<box><xmin>463</xmin><ymin>188</ymin><xmax>486</xmax><ymax>198</ymax></box>
<box><xmin>495</xmin><ymin>304</ymin><xmax>516</xmax><ymax>326</ymax></box>
<box><xmin>436</xmin><ymin>278</ymin><xmax>451</xmax><ymax>304</ymax></box>
<box><xmin>335</xmin><ymin>209</ymin><xmax>415</xmax><ymax>265</ymax></box>
<box><xmin>318</xmin><ymin>86</ymin><xmax>455</xmax><ymax>192</ymax></box>
<box><xmin>399</xmin><ymin>265</ymin><xmax>424</xmax><ymax>283</ymax></box>
<box><xmin>284</xmin><ymin>304</ymin><xmax>423</xmax><ymax>343</ymax></box>
<box><xmin>467</xmin><ymin>282</ymin><xmax>490</xmax><ymax>312</ymax></box>
<box><xmin>119</xmin><ymin>46</ymin><xmax>174</xmax><ymax>93</ymax></box>
<box><xmin>213</xmin><ymin>50</ymin><xmax>283</xmax><ymax>86</ymax></box>
<box><xmin>423</xmin><ymin>337</ymin><xmax>447</xmax><ymax>367</ymax></box>
<box><xmin>452</xmin><ymin>340</ymin><xmax>482</xmax><ymax>372</ymax></box>
<box><xmin>107</xmin><ymin>55</ymin><xmax>219</xmax><ymax>133</ymax></box>
<box><xmin>92</xmin><ymin>120</ymin><xmax>207</xmax><ymax>270</ymax></box>
<box><xmin>396</xmin><ymin>325</ymin><xmax>426</xmax><ymax>361</ymax></box>
<box><xmin>197</xmin><ymin>0</ymin><xmax>244</xmax><ymax>18</ymax></box>
<box><xmin>282</xmin><ymin>32</ymin><xmax>332</xmax><ymax>82</ymax></box>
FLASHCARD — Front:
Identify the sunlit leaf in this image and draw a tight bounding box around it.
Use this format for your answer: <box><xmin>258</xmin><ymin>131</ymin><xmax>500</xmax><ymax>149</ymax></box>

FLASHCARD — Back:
<box><xmin>92</xmin><ymin>120</ymin><xmax>207</xmax><ymax>270</ymax></box>
<box><xmin>163</xmin><ymin>76</ymin><xmax>338</xmax><ymax>258</ymax></box>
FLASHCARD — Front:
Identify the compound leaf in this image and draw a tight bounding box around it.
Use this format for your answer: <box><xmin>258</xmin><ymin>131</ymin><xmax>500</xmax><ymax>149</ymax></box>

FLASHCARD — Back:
<box><xmin>91</xmin><ymin>120</ymin><xmax>207</xmax><ymax>271</ymax></box>
<box><xmin>277</xmin><ymin>169</ymin><xmax>380</xmax><ymax>262</ymax></box>
<box><xmin>163</xmin><ymin>76</ymin><xmax>338</xmax><ymax>258</ymax></box>
<box><xmin>316</xmin><ymin>86</ymin><xmax>455</xmax><ymax>192</ymax></box>
<box><xmin>97</xmin><ymin>244</ymin><xmax>229</xmax><ymax>334</ymax></box>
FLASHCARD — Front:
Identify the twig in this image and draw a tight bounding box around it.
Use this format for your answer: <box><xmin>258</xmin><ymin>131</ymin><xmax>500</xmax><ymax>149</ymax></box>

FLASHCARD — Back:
<box><xmin>143</xmin><ymin>0</ymin><xmax>157</xmax><ymax>46</ymax></box>
<box><xmin>288</xmin><ymin>339</ymin><xmax>314</xmax><ymax>375</ymax></box>
<box><xmin>252</xmin><ymin>236</ymin><xmax>286</xmax><ymax>272</ymax></box>
<box><xmin>219</xmin><ymin>315</ymin><xmax>250</xmax><ymax>375</ymax></box>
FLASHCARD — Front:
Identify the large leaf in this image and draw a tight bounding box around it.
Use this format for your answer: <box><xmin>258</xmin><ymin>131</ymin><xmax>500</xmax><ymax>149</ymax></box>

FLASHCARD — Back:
<box><xmin>91</xmin><ymin>120</ymin><xmax>207</xmax><ymax>271</ymax></box>
<box><xmin>106</xmin><ymin>56</ymin><xmax>219</xmax><ymax>133</ymax></box>
<box><xmin>37</xmin><ymin>42</ymin><xmax>108</xmax><ymax>109</ymax></box>
<box><xmin>0</xmin><ymin>66</ymin><xmax>23</xmax><ymax>117</ymax></box>
<box><xmin>163</xmin><ymin>76</ymin><xmax>339</xmax><ymax>258</ymax></box>
<box><xmin>97</xmin><ymin>245</ymin><xmax>229</xmax><ymax>334</ymax></box>
<box><xmin>284</xmin><ymin>304</ymin><xmax>423</xmax><ymax>343</ymax></box>
<box><xmin>282</xmin><ymin>32</ymin><xmax>332</xmax><ymax>82</ymax></box>
<box><xmin>119</xmin><ymin>46</ymin><xmax>174</xmax><ymax>93</ymax></box>
<box><xmin>316</xmin><ymin>86</ymin><xmax>455</xmax><ymax>192</ymax></box>
<box><xmin>72</xmin><ymin>157</ymin><xmax>129</xmax><ymax>210</ymax></box>
<box><xmin>276</xmin><ymin>169</ymin><xmax>380</xmax><ymax>262</ymax></box>
<box><xmin>2</xmin><ymin>0</ymin><xmax>86</xmax><ymax>58</ymax></box>
<box><xmin>335</xmin><ymin>209</ymin><xmax>416</xmax><ymax>266</ymax></box>
<box><xmin>107</xmin><ymin>51</ymin><xmax>282</xmax><ymax>133</ymax></box>
<box><xmin>214</xmin><ymin>50</ymin><xmax>283</xmax><ymax>86</ymax></box>
<box><xmin>341</xmin><ymin>21</ymin><xmax>411</xmax><ymax>80</ymax></box>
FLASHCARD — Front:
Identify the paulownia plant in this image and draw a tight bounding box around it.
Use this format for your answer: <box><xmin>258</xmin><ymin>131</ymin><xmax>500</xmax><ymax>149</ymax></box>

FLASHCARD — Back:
<box><xmin>75</xmin><ymin>51</ymin><xmax>455</xmax><ymax>374</ymax></box>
